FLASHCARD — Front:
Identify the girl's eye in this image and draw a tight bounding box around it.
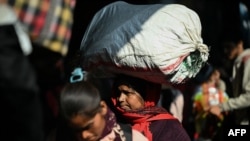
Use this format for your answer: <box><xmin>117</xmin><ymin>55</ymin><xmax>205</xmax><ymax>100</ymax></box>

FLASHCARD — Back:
<box><xmin>74</xmin><ymin>123</ymin><xmax>94</xmax><ymax>132</ymax></box>
<box><xmin>83</xmin><ymin>124</ymin><xmax>92</xmax><ymax>130</ymax></box>
<box><xmin>123</xmin><ymin>91</ymin><xmax>130</xmax><ymax>95</ymax></box>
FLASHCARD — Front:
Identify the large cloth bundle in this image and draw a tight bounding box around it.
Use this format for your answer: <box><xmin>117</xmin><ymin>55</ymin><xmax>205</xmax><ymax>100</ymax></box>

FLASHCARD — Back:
<box><xmin>80</xmin><ymin>1</ymin><xmax>209</xmax><ymax>84</ymax></box>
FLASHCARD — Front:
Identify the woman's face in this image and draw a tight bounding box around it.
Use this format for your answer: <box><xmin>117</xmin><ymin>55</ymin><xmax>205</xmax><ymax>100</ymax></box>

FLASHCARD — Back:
<box><xmin>69</xmin><ymin>103</ymin><xmax>107</xmax><ymax>141</ymax></box>
<box><xmin>116</xmin><ymin>84</ymin><xmax>145</xmax><ymax>111</ymax></box>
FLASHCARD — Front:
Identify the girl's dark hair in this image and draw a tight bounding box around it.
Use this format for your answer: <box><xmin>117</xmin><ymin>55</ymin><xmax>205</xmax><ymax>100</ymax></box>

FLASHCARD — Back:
<box><xmin>60</xmin><ymin>81</ymin><xmax>101</xmax><ymax>120</ymax></box>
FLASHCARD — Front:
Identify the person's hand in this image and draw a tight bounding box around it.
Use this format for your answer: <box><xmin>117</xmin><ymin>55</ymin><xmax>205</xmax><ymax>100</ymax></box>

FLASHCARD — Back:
<box><xmin>209</xmin><ymin>105</ymin><xmax>224</xmax><ymax>120</ymax></box>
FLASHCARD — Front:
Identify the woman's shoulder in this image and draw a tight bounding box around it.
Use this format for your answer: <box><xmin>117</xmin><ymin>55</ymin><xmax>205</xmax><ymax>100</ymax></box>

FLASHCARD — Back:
<box><xmin>150</xmin><ymin>118</ymin><xmax>182</xmax><ymax>129</ymax></box>
<box><xmin>150</xmin><ymin>119</ymin><xmax>191</xmax><ymax>141</ymax></box>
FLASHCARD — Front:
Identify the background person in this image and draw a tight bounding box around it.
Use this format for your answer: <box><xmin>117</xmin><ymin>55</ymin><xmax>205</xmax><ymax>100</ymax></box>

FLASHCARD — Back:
<box><xmin>0</xmin><ymin>2</ymin><xmax>44</xmax><ymax>141</ymax></box>
<box><xmin>158</xmin><ymin>85</ymin><xmax>184</xmax><ymax>123</ymax></box>
<box><xmin>209</xmin><ymin>37</ymin><xmax>250</xmax><ymax>125</ymax></box>
<box><xmin>192</xmin><ymin>65</ymin><xmax>229</xmax><ymax>141</ymax></box>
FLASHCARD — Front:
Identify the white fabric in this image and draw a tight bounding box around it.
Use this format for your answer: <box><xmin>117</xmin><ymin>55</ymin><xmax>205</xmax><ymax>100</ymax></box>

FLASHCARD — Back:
<box><xmin>100</xmin><ymin>126</ymin><xmax>148</xmax><ymax>141</ymax></box>
<box><xmin>170</xmin><ymin>93</ymin><xmax>184</xmax><ymax>122</ymax></box>
<box><xmin>0</xmin><ymin>4</ymin><xmax>32</xmax><ymax>55</ymax></box>
<box><xmin>80</xmin><ymin>1</ymin><xmax>209</xmax><ymax>84</ymax></box>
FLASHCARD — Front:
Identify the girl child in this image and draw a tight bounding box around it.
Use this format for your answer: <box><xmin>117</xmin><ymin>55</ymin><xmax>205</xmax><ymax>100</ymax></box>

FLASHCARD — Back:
<box><xmin>58</xmin><ymin>81</ymin><xmax>148</xmax><ymax>141</ymax></box>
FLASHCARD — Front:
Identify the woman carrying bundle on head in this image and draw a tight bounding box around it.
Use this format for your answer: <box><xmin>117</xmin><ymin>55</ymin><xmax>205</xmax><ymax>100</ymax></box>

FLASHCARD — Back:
<box><xmin>110</xmin><ymin>74</ymin><xmax>191</xmax><ymax>141</ymax></box>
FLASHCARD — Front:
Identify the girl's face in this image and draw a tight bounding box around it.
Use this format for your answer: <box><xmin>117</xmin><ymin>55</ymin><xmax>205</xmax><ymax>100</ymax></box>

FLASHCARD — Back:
<box><xmin>69</xmin><ymin>102</ymin><xmax>107</xmax><ymax>141</ymax></box>
<box><xmin>116</xmin><ymin>84</ymin><xmax>145</xmax><ymax>111</ymax></box>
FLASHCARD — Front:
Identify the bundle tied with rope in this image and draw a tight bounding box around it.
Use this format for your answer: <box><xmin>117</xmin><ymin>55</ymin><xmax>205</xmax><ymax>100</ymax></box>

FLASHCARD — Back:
<box><xmin>80</xmin><ymin>1</ymin><xmax>209</xmax><ymax>84</ymax></box>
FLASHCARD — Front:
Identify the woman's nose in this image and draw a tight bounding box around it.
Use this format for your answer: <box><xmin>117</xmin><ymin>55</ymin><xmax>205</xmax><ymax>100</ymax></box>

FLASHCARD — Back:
<box><xmin>118</xmin><ymin>93</ymin><xmax>126</xmax><ymax>102</ymax></box>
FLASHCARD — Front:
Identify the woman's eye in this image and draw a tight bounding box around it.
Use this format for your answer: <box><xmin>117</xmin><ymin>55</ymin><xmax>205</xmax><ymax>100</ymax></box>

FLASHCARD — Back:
<box><xmin>124</xmin><ymin>91</ymin><xmax>136</xmax><ymax>95</ymax></box>
<box><xmin>116</xmin><ymin>88</ymin><xmax>135</xmax><ymax>96</ymax></box>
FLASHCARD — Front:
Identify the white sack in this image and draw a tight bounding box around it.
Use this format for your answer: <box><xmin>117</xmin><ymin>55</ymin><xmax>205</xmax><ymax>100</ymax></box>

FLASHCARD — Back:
<box><xmin>80</xmin><ymin>1</ymin><xmax>209</xmax><ymax>84</ymax></box>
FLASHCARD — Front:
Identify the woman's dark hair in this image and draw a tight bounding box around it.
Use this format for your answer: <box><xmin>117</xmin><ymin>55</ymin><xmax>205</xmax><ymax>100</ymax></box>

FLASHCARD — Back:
<box><xmin>60</xmin><ymin>81</ymin><xmax>101</xmax><ymax>120</ymax></box>
<box><xmin>113</xmin><ymin>74</ymin><xmax>151</xmax><ymax>99</ymax></box>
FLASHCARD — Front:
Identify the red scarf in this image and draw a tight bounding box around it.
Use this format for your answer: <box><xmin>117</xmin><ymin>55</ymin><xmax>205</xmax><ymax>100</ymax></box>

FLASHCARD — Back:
<box><xmin>111</xmin><ymin>81</ymin><xmax>176</xmax><ymax>141</ymax></box>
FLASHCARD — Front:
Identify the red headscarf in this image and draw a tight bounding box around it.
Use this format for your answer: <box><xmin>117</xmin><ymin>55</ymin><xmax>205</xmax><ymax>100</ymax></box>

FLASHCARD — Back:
<box><xmin>111</xmin><ymin>74</ymin><xmax>176</xmax><ymax>141</ymax></box>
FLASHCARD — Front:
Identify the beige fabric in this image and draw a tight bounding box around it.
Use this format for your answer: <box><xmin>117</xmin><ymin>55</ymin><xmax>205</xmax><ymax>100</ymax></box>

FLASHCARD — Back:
<box><xmin>80</xmin><ymin>1</ymin><xmax>209</xmax><ymax>84</ymax></box>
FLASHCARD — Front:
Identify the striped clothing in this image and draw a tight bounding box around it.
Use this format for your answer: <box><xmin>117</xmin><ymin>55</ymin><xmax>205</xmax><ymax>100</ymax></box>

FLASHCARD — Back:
<box><xmin>8</xmin><ymin>0</ymin><xmax>75</xmax><ymax>56</ymax></box>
